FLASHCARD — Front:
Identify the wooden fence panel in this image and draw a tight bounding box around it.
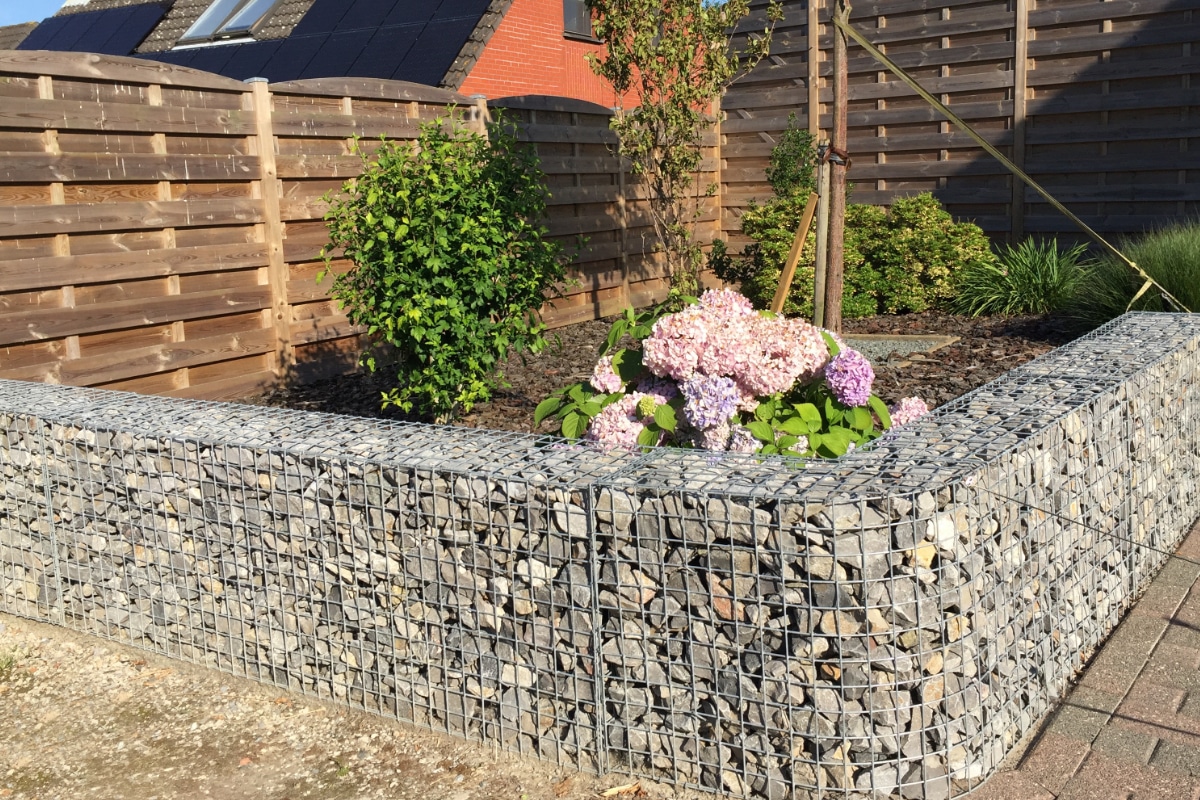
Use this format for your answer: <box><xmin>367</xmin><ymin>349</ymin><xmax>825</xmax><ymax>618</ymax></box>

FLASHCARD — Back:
<box><xmin>0</xmin><ymin>51</ymin><xmax>275</xmax><ymax>399</ymax></box>
<box><xmin>725</xmin><ymin>0</ymin><xmax>1200</xmax><ymax>248</ymax></box>
<box><xmin>0</xmin><ymin>57</ymin><xmax>709</xmax><ymax>399</ymax></box>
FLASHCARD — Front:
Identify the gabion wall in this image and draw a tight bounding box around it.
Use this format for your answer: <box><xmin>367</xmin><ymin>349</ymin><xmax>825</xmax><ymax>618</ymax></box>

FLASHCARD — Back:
<box><xmin>1</xmin><ymin>312</ymin><xmax>1198</xmax><ymax>799</ymax></box>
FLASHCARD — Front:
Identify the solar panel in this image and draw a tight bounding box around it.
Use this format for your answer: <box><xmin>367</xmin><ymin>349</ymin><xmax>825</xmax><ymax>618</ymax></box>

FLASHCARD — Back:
<box><xmin>220</xmin><ymin>39</ymin><xmax>283</xmax><ymax>80</ymax></box>
<box><xmin>334</xmin><ymin>0</ymin><xmax>396</xmax><ymax>32</ymax></box>
<box><xmin>390</xmin><ymin>16</ymin><xmax>476</xmax><ymax>85</ymax></box>
<box><xmin>258</xmin><ymin>33</ymin><xmax>326</xmax><ymax>79</ymax></box>
<box><xmin>432</xmin><ymin>0</ymin><xmax>493</xmax><ymax>20</ymax></box>
<box><xmin>98</xmin><ymin>5</ymin><xmax>171</xmax><ymax>55</ymax></box>
<box><xmin>299</xmin><ymin>29</ymin><xmax>373</xmax><ymax>79</ymax></box>
<box><xmin>382</xmin><ymin>2</ymin><xmax>438</xmax><ymax>27</ymax></box>
<box><xmin>289</xmin><ymin>0</ymin><xmax>348</xmax><ymax>36</ymax></box>
<box><xmin>347</xmin><ymin>23</ymin><xmax>418</xmax><ymax>79</ymax></box>
<box><xmin>18</xmin><ymin>5</ymin><xmax>166</xmax><ymax>56</ymax></box>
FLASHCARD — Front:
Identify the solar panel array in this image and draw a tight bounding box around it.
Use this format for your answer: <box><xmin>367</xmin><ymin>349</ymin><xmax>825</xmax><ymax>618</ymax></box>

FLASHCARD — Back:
<box><xmin>17</xmin><ymin>5</ymin><xmax>168</xmax><ymax>56</ymax></box>
<box><xmin>19</xmin><ymin>0</ymin><xmax>494</xmax><ymax>85</ymax></box>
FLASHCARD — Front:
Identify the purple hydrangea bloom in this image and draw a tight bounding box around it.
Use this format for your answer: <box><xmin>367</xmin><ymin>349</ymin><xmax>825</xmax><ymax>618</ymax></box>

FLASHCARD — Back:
<box><xmin>824</xmin><ymin>349</ymin><xmax>875</xmax><ymax>407</ymax></box>
<box><xmin>726</xmin><ymin>425</ymin><xmax>758</xmax><ymax>454</ymax></box>
<box><xmin>680</xmin><ymin>374</ymin><xmax>740</xmax><ymax>430</ymax></box>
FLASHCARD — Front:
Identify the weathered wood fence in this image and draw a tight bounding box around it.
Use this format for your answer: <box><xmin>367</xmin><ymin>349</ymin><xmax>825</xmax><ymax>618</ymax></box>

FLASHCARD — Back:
<box><xmin>0</xmin><ymin>51</ymin><xmax>716</xmax><ymax>399</ymax></box>
<box><xmin>724</xmin><ymin>0</ymin><xmax>1200</xmax><ymax>248</ymax></box>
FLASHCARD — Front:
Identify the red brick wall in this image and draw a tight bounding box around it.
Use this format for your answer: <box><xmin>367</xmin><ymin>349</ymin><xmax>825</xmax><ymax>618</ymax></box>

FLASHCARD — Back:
<box><xmin>459</xmin><ymin>0</ymin><xmax>626</xmax><ymax>105</ymax></box>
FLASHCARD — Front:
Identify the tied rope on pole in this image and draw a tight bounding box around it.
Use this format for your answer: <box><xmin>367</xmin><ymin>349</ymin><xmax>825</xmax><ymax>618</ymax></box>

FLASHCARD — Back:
<box><xmin>830</xmin><ymin>14</ymin><xmax>1191</xmax><ymax>315</ymax></box>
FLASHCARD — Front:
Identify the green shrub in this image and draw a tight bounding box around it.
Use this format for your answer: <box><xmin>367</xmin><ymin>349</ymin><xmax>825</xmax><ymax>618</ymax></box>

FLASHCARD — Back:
<box><xmin>952</xmin><ymin>238</ymin><xmax>1090</xmax><ymax>317</ymax></box>
<box><xmin>321</xmin><ymin>115</ymin><xmax>567</xmax><ymax>421</ymax></box>
<box><xmin>765</xmin><ymin>114</ymin><xmax>818</xmax><ymax>200</ymax></box>
<box><xmin>714</xmin><ymin>191</ymin><xmax>992</xmax><ymax>318</ymax></box>
<box><xmin>1067</xmin><ymin>220</ymin><xmax>1200</xmax><ymax>329</ymax></box>
<box><xmin>860</xmin><ymin>193</ymin><xmax>995</xmax><ymax>313</ymax></box>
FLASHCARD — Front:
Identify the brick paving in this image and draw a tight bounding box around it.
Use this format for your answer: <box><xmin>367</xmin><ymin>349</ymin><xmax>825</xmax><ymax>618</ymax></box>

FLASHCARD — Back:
<box><xmin>973</xmin><ymin>518</ymin><xmax>1200</xmax><ymax>799</ymax></box>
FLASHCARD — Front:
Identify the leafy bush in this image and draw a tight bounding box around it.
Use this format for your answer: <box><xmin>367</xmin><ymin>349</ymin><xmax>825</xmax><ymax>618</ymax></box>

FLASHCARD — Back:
<box><xmin>861</xmin><ymin>193</ymin><xmax>995</xmax><ymax>313</ymax></box>
<box><xmin>1066</xmin><ymin>221</ymin><xmax>1200</xmax><ymax>329</ymax></box>
<box><xmin>952</xmin><ymin>238</ymin><xmax>1090</xmax><ymax>317</ymax></box>
<box><xmin>321</xmin><ymin>115</ymin><xmax>566</xmax><ymax>421</ymax></box>
<box><xmin>536</xmin><ymin>290</ymin><xmax>929</xmax><ymax>457</ymax></box>
<box><xmin>715</xmin><ymin>191</ymin><xmax>992</xmax><ymax>318</ymax></box>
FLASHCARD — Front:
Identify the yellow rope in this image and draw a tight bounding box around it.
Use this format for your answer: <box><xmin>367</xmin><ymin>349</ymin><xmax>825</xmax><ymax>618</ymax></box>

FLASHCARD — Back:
<box><xmin>831</xmin><ymin>15</ymin><xmax>1191</xmax><ymax>314</ymax></box>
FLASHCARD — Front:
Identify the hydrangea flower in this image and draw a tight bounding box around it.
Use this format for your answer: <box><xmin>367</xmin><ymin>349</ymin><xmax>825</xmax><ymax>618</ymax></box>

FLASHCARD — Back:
<box><xmin>585</xmin><ymin>393</ymin><xmax>659</xmax><ymax>447</ymax></box>
<box><xmin>696</xmin><ymin>421</ymin><xmax>731</xmax><ymax>451</ymax></box>
<box><xmin>889</xmin><ymin>396</ymin><xmax>930</xmax><ymax>426</ymax></box>
<box><xmin>641</xmin><ymin>306</ymin><xmax>708</xmax><ymax>381</ymax></box>
<box><xmin>726</xmin><ymin>425</ymin><xmax>758</xmax><ymax>454</ymax></box>
<box><xmin>589</xmin><ymin>355</ymin><xmax>624</xmax><ymax>394</ymax></box>
<box><xmin>824</xmin><ymin>349</ymin><xmax>875</xmax><ymax>407</ymax></box>
<box><xmin>698</xmin><ymin>288</ymin><xmax>755</xmax><ymax>318</ymax></box>
<box><xmin>680</xmin><ymin>374</ymin><xmax>740</xmax><ymax>430</ymax></box>
<box><xmin>635</xmin><ymin>376</ymin><xmax>679</xmax><ymax>406</ymax></box>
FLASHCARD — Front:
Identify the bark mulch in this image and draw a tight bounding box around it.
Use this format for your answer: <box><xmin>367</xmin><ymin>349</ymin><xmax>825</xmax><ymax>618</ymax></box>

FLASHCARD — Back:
<box><xmin>242</xmin><ymin>312</ymin><xmax>1080</xmax><ymax>433</ymax></box>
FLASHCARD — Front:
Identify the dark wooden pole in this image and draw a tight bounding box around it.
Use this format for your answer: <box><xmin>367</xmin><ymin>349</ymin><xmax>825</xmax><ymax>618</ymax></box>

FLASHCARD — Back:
<box><xmin>823</xmin><ymin>0</ymin><xmax>851</xmax><ymax>333</ymax></box>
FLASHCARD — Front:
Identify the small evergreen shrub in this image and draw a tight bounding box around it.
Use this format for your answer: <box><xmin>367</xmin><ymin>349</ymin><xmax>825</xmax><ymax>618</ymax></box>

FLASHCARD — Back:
<box><xmin>320</xmin><ymin>115</ymin><xmax>567</xmax><ymax>421</ymax></box>
<box><xmin>1067</xmin><ymin>220</ymin><xmax>1200</xmax><ymax>329</ymax></box>
<box><xmin>952</xmin><ymin>238</ymin><xmax>1090</xmax><ymax>317</ymax></box>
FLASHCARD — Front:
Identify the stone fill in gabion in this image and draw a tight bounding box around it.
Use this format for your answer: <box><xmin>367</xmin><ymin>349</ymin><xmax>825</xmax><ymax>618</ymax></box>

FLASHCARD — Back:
<box><xmin>1</xmin><ymin>312</ymin><xmax>1198</xmax><ymax>799</ymax></box>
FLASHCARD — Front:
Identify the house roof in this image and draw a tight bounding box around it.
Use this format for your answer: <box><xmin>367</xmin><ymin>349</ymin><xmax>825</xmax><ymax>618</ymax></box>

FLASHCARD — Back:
<box><xmin>0</xmin><ymin>22</ymin><xmax>37</xmax><ymax>50</ymax></box>
<box><xmin>21</xmin><ymin>0</ymin><xmax>513</xmax><ymax>89</ymax></box>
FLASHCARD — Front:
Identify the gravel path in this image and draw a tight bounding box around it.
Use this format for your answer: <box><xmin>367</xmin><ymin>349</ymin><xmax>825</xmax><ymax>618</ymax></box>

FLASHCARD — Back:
<box><xmin>0</xmin><ymin>613</ymin><xmax>709</xmax><ymax>800</ymax></box>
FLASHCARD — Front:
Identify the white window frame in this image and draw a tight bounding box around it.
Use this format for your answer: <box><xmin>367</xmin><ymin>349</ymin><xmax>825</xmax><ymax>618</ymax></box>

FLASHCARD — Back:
<box><xmin>177</xmin><ymin>0</ymin><xmax>282</xmax><ymax>44</ymax></box>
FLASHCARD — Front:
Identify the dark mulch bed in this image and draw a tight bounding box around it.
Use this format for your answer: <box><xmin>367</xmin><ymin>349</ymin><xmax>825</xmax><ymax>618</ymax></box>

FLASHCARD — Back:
<box><xmin>241</xmin><ymin>312</ymin><xmax>1080</xmax><ymax>434</ymax></box>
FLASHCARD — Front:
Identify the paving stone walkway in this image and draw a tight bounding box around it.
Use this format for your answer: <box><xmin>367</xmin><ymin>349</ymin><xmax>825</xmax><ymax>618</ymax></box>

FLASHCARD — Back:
<box><xmin>974</xmin><ymin>518</ymin><xmax>1200</xmax><ymax>800</ymax></box>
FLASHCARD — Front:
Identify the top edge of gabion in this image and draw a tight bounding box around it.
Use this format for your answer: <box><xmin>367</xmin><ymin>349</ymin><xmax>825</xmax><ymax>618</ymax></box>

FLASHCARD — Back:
<box><xmin>0</xmin><ymin>312</ymin><xmax>1196</xmax><ymax>495</ymax></box>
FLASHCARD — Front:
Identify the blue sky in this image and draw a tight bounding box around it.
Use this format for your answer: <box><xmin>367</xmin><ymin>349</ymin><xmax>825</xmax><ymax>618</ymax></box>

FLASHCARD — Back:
<box><xmin>0</xmin><ymin>0</ymin><xmax>65</xmax><ymax>27</ymax></box>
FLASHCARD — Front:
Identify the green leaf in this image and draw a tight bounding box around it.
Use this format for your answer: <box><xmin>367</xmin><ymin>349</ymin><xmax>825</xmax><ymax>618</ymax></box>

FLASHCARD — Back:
<box><xmin>849</xmin><ymin>406</ymin><xmax>873</xmax><ymax>431</ymax></box>
<box><xmin>637</xmin><ymin>426</ymin><xmax>661</xmax><ymax>447</ymax></box>
<box><xmin>653</xmin><ymin>404</ymin><xmax>677</xmax><ymax>432</ymax></box>
<box><xmin>777</xmin><ymin>434</ymin><xmax>800</xmax><ymax>450</ymax></box>
<box><xmin>602</xmin><ymin>319</ymin><xmax>629</xmax><ymax>355</ymax></box>
<box><xmin>824</xmin><ymin>397</ymin><xmax>842</xmax><ymax>423</ymax></box>
<box><xmin>760</xmin><ymin>444</ymin><xmax>779</xmax><ymax>455</ymax></box>
<box><xmin>821</xmin><ymin>330</ymin><xmax>841</xmax><ymax>357</ymax></box>
<box><xmin>777</xmin><ymin>416</ymin><xmax>811</xmax><ymax>436</ymax></box>
<box><xmin>821</xmin><ymin>426</ymin><xmax>854</xmax><ymax>456</ymax></box>
<box><xmin>869</xmin><ymin>395</ymin><xmax>892</xmax><ymax>429</ymax></box>
<box><xmin>747</xmin><ymin>420</ymin><xmax>775</xmax><ymax>443</ymax></box>
<box><xmin>579</xmin><ymin>401</ymin><xmax>603</xmax><ymax>417</ymax></box>
<box><xmin>754</xmin><ymin>400</ymin><xmax>775</xmax><ymax>422</ymax></box>
<box><xmin>562</xmin><ymin>411</ymin><xmax>586</xmax><ymax>440</ymax></box>
<box><xmin>611</xmin><ymin>348</ymin><xmax>645</xmax><ymax>382</ymax></box>
<box><xmin>795</xmin><ymin>402</ymin><xmax>823</xmax><ymax>427</ymax></box>
<box><xmin>534</xmin><ymin>396</ymin><xmax>562</xmax><ymax>426</ymax></box>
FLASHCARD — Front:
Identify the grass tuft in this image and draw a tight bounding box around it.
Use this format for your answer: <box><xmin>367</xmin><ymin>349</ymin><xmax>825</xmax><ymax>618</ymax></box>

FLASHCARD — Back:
<box><xmin>952</xmin><ymin>238</ymin><xmax>1090</xmax><ymax>317</ymax></box>
<box><xmin>1066</xmin><ymin>220</ymin><xmax>1200</xmax><ymax>330</ymax></box>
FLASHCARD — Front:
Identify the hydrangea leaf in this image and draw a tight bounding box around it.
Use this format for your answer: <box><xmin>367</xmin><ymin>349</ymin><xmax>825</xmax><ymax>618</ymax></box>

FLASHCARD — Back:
<box><xmin>869</xmin><ymin>395</ymin><xmax>892</xmax><ymax>428</ymax></box>
<box><xmin>534</xmin><ymin>396</ymin><xmax>562</xmax><ymax>426</ymax></box>
<box><xmin>653</xmin><ymin>404</ymin><xmax>677</xmax><ymax>432</ymax></box>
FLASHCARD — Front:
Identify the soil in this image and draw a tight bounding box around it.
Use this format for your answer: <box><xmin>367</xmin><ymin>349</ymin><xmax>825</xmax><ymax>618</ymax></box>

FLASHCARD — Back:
<box><xmin>244</xmin><ymin>311</ymin><xmax>1080</xmax><ymax>431</ymax></box>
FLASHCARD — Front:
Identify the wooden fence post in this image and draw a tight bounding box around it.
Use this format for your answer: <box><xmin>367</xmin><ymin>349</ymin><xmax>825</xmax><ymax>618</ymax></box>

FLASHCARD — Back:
<box><xmin>1011</xmin><ymin>0</ymin><xmax>1029</xmax><ymax>243</ymax></box>
<box><xmin>807</xmin><ymin>0</ymin><xmax>821</xmax><ymax>136</ymax></box>
<box><xmin>247</xmin><ymin>77</ymin><xmax>294</xmax><ymax>377</ymax></box>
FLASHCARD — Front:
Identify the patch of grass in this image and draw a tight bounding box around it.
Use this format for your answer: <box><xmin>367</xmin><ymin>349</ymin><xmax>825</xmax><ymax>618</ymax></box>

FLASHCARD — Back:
<box><xmin>0</xmin><ymin>648</ymin><xmax>21</xmax><ymax>681</ymax></box>
<box><xmin>1067</xmin><ymin>220</ymin><xmax>1200</xmax><ymax>330</ymax></box>
<box><xmin>952</xmin><ymin>238</ymin><xmax>1091</xmax><ymax>317</ymax></box>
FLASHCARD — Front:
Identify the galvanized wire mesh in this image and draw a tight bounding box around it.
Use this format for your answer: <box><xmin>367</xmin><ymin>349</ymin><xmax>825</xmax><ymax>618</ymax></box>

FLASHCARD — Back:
<box><xmin>1</xmin><ymin>312</ymin><xmax>1198</xmax><ymax>798</ymax></box>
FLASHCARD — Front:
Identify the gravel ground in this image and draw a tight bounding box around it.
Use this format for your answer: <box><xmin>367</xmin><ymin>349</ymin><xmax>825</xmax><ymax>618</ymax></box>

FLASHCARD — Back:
<box><xmin>0</xmin><ymin>613</ymin><xmax>712</xmax><ymax>800</ymax></box>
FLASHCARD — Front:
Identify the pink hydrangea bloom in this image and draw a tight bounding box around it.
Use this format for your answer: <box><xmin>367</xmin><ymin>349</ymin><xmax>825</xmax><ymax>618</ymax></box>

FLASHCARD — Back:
<box><xmin>589</xmin><ymin>355</ymin><xmax>624</xmax><ymax>394</ymax></box>
<box><xmin>641</xmin><ymin>306</ymin><xmax>708</xmax><ymax>381</ymax></box>
<box><xmin>698</xmin><ymin>288</ymin><xmax>755</xmax><ymax>318</ymax></box>
<box><xmin>889</xmin><ymin>396</ymin><xmax>930</xmax><ymax>427</ymax></box>
<box><xmin>584</xmin><ymin>393</ymin><xmax>660</xmax><ymax>447</ymax></box>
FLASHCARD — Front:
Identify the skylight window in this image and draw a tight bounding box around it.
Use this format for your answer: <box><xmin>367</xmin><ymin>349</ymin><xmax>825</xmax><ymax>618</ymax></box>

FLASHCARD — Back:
<box><xmin>177</xmin><ymin>0</ymin><xmax>282</xmax><ymax>44</ymax></box>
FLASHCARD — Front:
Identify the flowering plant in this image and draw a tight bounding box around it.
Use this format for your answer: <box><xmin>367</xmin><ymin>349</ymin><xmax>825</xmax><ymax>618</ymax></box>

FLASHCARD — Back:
<box><xmin>536</xmin><ymin>290</ymin><xmax>929</xmax><ymax>457</ymax></box>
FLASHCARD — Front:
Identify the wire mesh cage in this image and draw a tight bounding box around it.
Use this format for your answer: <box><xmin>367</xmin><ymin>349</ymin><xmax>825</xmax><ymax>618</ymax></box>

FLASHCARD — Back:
<box><xmin>1</xmin><ymin>312</ymin><xmax>1198</xmax><ymax>799</ymax></box>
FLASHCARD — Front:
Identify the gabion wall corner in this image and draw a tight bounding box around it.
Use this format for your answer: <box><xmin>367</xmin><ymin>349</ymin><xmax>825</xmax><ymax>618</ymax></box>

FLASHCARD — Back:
<box><xmin>1</xmin><ymin>312</ymin><xmax>1198</xmax><ymax>799</ymax></box>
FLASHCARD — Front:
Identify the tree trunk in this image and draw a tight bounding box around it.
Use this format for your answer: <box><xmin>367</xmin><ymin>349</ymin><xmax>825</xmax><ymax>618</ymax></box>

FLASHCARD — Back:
<box><xmin>823</xmin><ymin>0</ymin><xmax>851</xmax><ymax>333</ymax></box>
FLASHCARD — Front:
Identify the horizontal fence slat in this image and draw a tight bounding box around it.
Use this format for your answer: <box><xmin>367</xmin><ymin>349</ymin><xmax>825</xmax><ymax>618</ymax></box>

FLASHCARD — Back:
<box><xmin>1</xmin><ymin>242</ymin><xmax>270</xmax><ymax>293</ymax></box>
<box><xmin>0</xmin><ymin>285</ymin><xmax>272</xmax><ymax>344</ymax></box>
<box><xmin>0</xmin><ymin>95</ymin><xmax>257</xmax><ymax>135</ymax></box>
<box><xmin>0</xmin><ymin>153</ymin><xmax>260</xmax><ymax>183</ymax></box>
<box><xmin>0</xmin><ymin>197</ymin><xmax>264</xmax><ymax>237</ymax></box>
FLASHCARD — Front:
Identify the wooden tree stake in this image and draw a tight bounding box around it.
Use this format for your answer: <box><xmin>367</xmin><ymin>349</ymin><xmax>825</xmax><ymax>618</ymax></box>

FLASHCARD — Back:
<box><xmin>823</xmin><ymin>0</ymin><xmax>851</xmax><ymax>333</ymax></box>
<box><xmin>770</xmin><ymin>191</ymin><xmax>820</xmax><ymax>314</ymax></box>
